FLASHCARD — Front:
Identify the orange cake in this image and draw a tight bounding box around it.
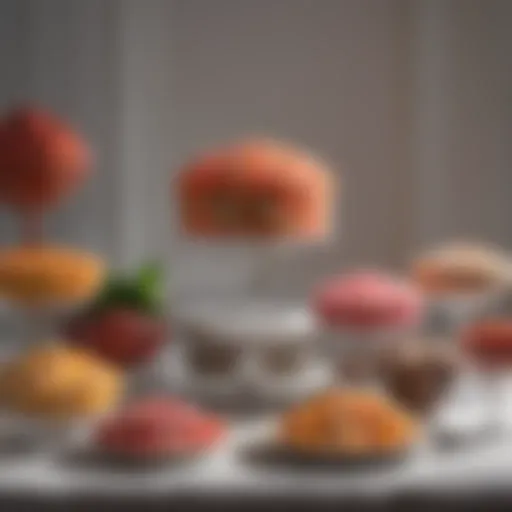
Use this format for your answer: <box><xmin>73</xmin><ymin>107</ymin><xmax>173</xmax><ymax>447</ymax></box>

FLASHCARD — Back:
<box><xmin>0</xmin><ymin>245</ymin><xmax>105</xmax><ymax>306</ymax></box>
<box><xmin>280</xmin><ymin>388</ymin><xmax>418</xmax><ymax>454</ymax></box>
<box><xmin>177</xmin><ymin>139</ymin><xmax>334</xmax><ymax>240</ymax></box>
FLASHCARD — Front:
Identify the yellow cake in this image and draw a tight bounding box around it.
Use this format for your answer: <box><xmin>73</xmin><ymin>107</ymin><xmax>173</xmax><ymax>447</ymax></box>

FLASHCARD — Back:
<box><xmin>0</xmin><ymin>344</ymin><xmax>123</xmax><ymax>419</ymax></box>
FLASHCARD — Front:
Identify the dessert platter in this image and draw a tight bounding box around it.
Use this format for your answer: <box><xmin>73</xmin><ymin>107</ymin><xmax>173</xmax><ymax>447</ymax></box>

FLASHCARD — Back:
<box><xmin>0</xmin><ymin>106</ymin><xmax>512</xmax><ymax>501</ymax></box>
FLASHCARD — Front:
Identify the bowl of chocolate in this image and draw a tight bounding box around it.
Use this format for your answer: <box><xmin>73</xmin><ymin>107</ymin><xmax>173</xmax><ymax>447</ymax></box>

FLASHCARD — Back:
<box><xmin>379</xmin><ymin>339</ymin><xmax>459</xmax><ymax>415</ymax></box>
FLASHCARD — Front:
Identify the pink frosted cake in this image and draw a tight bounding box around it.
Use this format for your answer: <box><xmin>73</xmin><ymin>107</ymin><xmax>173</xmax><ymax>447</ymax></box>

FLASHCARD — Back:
<box><xmin>313</xmin><ymin>271</ymin><xmax>423</xmax><ymax>330</ymax></box>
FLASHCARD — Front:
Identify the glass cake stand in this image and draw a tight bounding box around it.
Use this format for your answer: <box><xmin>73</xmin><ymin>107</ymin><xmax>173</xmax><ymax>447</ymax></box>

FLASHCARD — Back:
<box><xmin>168</xmin><ymin>237</ymin><xmax>333</xmax><ymax>411</ymax></box>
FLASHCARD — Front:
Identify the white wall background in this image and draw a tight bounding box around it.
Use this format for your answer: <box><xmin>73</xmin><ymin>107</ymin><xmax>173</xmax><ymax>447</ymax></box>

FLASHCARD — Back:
<box><xmin>0</xmin><ymin>0</ymin><xmax>510</xmax><ymax>297</ymax></box>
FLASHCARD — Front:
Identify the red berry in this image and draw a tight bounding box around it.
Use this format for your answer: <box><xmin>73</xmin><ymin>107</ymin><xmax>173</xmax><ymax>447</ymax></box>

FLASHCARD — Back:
<box><xmin>69</xmin><ymin>308</ymin><xmax>166</xmax><ymax>367</ymax></box>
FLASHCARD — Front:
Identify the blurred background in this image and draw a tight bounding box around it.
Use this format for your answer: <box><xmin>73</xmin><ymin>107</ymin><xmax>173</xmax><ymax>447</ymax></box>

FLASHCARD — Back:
<box><xmin>0</xmin><ymin>0</ymin><xmax>510</xmax><ymax>295</ymax></box>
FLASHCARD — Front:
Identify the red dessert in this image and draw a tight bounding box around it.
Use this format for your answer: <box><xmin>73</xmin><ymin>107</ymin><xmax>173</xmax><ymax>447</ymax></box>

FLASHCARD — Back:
<box><xmin>463</xmin><ymin>320</ymin><xmax>512</xmax><ymax>367</ymax></box>
<box><xmin>68</xmin><ymin>308</ymin><xmax>165</xmax><ymax>368</ymax></box>
<box><xmin>0</xmin><ymin>107</ymin><xmax>90</xmax><ymax>211</ymax></box>
<box><xmin>177</xmin><ymin>139</ymin><xmax>333</xmax><ymax>240</ymax></box>
<box><xmin>95</xmin><ymin>397</ymin><xmax>225</xmax><ymax>458</ymax></box>
<box><xmin>313</xmin><ymin>271</ymin><xmax>423</xmax><ymax>330</ymax></box>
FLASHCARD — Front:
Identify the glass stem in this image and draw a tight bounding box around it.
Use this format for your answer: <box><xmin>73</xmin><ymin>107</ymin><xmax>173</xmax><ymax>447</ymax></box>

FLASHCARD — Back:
<box><xmin>248</xmin><ymin>245</ymin><xmax>287</xmax><ymax>297</ymax></box>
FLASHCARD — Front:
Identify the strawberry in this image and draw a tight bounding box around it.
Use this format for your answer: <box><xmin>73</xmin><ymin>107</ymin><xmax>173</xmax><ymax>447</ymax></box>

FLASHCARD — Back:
<box><xmin>66</xmin><ymin>263</ymin><xmax>167</xmax><ymax>368</ymax></box>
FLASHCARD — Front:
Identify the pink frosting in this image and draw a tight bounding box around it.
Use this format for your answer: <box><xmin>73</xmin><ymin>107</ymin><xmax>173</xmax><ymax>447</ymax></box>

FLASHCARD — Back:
<box><xmin>313</xmin><ymin>271</ymin><xmax>423</xmax><ymax>329</ymax></box>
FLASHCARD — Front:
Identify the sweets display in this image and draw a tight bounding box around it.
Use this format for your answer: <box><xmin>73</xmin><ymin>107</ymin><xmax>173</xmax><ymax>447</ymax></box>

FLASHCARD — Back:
<box><xmin>177</xmin><ymin>139</ymin><xmax>333</xmax><ymax>240</ymax></box>
<box><xmin>0</xmin><ymin>245</ymin><xmax>105</xmax><ymax>306</ymax></box>
<box><xmin>279</xmin><ymin>388</ymin><xmax>418</xmax><ymax>455</ymax></box>
<box><xmin>0</xmin><ymin>344</ymin><xmax>123</xmax><ymax>419</ymax></box>
<box><xmin>94</xmin><ymin>396</ymin><xmax>225</xmax><ymax>460</ymax></box>
<box><xmin>0</xmin><ymin>107</ymin><xmax>90</xmax><ymax>212</ymax></box>
<box><xmin>412</xmin><ymin>242</ymin><xmax>512</xmax><ymax>296</ymax></box>
<box><xmin>67</xmin><ymin>264</ymin><xmax>166</xmax><ymax>367</ymax></box>
<box><xmin>379</xmin><ymin>339</ymin><xmax>458</xmax><ymax>414</ymax></box>
<box><xmin>0</xmin><ymin>106</ymin><xmax>508</xmax><ymax>482</ymax></box>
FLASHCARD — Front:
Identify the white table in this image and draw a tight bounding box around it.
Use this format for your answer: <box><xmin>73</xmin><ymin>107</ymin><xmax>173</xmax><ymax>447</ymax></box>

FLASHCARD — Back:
<box><xmin>1</xmin><ymin>350</ymin><xmax>512</xmax><ymax>509</ymax></box>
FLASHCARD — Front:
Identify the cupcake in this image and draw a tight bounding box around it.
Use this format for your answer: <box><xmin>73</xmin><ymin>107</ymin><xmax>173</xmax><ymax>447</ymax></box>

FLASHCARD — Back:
<box><xmin>314</xmin><ymin>271</ymin><xmax>422</xmax><ymax>330</ymax></box>
<box><xmin>177</xmin><ymin>139</ymin><xmax>334</xmax><ymax>241</ymax></box>
<box><xmin>94</xmin><ymin>396</ymin><xmax>225</xmax><ymax>462</ymax></box>
<box><xmin>0</xmin><ymin>245</ymin><xmax>105</xmax><ymax>307</ymax></box>
<box><xmin>411</xmin><ymin>242</ymin><xmax>511</xmax><ymax>336</ymax></box>
<box><xmin>280</xmin><ymin>388</ymin><xmax>418</xmax><ymax>456</ymax></box>
<box><xmin>412</xmin><ymin>242</ymin><xmax>511</xmax><ymax>296</ymax></box>
<box><xmin>312</xmin><ymin>271</ymin><xmax>423</xmax><ymax>383</ymax></box>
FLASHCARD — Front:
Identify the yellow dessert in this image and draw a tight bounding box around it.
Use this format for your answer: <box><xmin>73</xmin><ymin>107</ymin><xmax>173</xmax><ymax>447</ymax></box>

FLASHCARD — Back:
<box><xmin>0</xmin><ymin>245</ymin><xmax>105</xmax><ymax>306</ymax></box>
<box><xmin>280</xmin><ymin>388</ymin><xmax>418</xmax><ymax>455</ymax></box>
<box><xmin>0</xmin><ymin>344</ymin><xmax>123</xmax><ymax>419</ymax></box>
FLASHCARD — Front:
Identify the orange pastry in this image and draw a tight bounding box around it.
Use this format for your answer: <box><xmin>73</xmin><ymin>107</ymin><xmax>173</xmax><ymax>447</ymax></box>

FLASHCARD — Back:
<box><xmin>0</xmin><ymin>245</ymin><xmax>105</xmax><ymax>306</ymax></box>
<box><xmin>280</xmin><ymin>388</ymin><xmax>418</xmax><ymax>454</ymax></box>
<box><xmin>177</xmin><ymin>139</ymin><xmax>334</xmax><ymax>240</ymax></box>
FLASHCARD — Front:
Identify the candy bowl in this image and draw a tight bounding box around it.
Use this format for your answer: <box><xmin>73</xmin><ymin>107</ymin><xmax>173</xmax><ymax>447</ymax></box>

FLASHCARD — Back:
<box><xmin>378</xmin><ymin>337</ymin><xmax>460</xmax><ymax>417</ymax></box>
